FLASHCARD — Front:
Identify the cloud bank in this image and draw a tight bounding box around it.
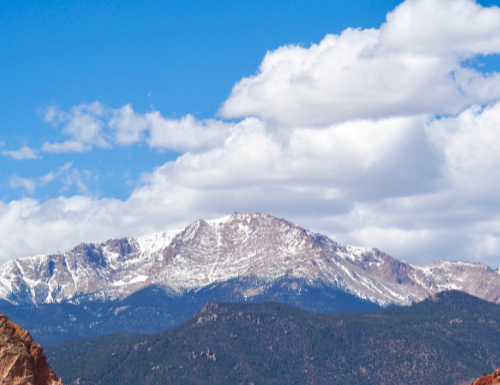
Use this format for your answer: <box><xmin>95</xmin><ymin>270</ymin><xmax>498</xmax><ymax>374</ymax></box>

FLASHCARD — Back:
<box><xmin>220</xmin><ymin>0</ymin><xmax>500</xmax><ymax>126</ymax></box>
<box><xmin>2</xmin><ymin>0</ymin><xmax>500</xmax><ymax>268</ymax></box>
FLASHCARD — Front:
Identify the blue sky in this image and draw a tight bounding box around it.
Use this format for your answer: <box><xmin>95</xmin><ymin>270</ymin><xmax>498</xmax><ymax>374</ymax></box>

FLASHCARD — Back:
<box><xmin>1</xmin><ymin>0</ymin><xmax>405</xmax><ymax>200</ymax></box>
<box><xmin>2</xmin><ymin>0</ymin><xmax>500</xmax><ymax>266</ymax></box>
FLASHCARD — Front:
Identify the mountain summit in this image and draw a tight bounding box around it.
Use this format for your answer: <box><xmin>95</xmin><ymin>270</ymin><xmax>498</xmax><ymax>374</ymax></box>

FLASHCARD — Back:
<box><xmin>1</xmin><ymin>212</ymin><xmax>500</xmax><ymax>307</ymax></box>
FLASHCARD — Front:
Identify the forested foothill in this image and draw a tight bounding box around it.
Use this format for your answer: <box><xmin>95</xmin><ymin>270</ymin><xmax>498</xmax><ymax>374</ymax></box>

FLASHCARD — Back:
<box><xmin>47</xmin><ymin>291</ymin><xmax>500</xmax><ymax>385</ymax></box>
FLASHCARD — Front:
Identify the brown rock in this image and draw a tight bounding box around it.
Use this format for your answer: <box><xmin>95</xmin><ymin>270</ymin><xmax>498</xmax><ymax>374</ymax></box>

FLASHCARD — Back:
<box><xmin>470</xmin><ymin>369</ymin><xmax>500</xmax><ymax>385</ymax></box>
<box><xmin>0</xmin><ymin>313</ymin><xmax>63</xmax><ymax>385</ymax></box>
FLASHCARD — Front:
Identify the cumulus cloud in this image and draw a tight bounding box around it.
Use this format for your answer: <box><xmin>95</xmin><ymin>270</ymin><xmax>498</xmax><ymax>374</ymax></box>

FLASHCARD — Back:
<box><xmin>5</xmin><ymin>98</ymin><xmax>500</xmax><ymax>265</ymax></box>
<box><xmin>2</xmin><ymin>146</ymin><xmax>38</xmax><ymax>160</ymax></box>
<box><xmin>1</xmin><ymin>113</ymin><xmax>438</xmax><ymax>261</ymax></box>
<box><xmin>426</xmin><ymin>103</ymin><xmax>500</xmax><ymax>195</ymax></box>
<box><xmin>40</xmin><ymin>102</ymin><xmax>232</xmax><ymax>154</ymax></box>
<box><xmin>219</xmin><ymin>0</ymin><xmax>500</xmax><ymax>126</ymax></box>
<box><xmin>107</xmin><ymin>104</ymin><xmax>149</xmax><ymax>145</ymax></box>
<box><xmin>380</xmin><ymin>0</ymin><xmax>500</xmax><ymax>55</ymax></box>
<box><xmin>108</xmin><ymin>105</ymin><xmax>232</xmax><ymax>153</ymax></box>
<box><xmin>42</xmin><ymin>102</ymin><xmax>111</xmax><ymax>153</ymax></box>
<box><xmin>0</xmin><ymin>108</ymin><xmax>478</xmax><ymax>264</ymax></box>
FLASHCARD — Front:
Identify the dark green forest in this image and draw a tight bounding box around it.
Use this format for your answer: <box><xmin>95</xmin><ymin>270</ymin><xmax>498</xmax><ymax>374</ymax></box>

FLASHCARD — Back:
<box><xmin>46</xmin><ymin>291</ymin><xmax>500</xmax><ymax>385</ymax></box>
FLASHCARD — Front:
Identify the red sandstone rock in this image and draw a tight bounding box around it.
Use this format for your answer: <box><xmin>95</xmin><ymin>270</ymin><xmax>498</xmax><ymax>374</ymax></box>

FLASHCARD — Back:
<box><xmin>0</xmin><ymin>313</ymin><xmax>63</xmax><ymax>385</ymax></box>
<box><xmin>470</xmin><ymin>369</ymin><xmax>500</xmax><ymax>385</ymax></box>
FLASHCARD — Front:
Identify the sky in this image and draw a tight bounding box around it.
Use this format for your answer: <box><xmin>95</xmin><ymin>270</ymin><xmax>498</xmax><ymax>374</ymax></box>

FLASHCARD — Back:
<box><xmin>2</xmin><ymin>0</ymin><xmax>500</xmax><ymax>266</ymax></box>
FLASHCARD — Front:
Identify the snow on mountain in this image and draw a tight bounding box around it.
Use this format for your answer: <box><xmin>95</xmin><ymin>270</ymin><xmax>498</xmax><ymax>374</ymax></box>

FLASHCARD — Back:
<box><xmin>1</xmin><ymin>212</ymin><xmax>499</xmax><ymax>306</ymax></box>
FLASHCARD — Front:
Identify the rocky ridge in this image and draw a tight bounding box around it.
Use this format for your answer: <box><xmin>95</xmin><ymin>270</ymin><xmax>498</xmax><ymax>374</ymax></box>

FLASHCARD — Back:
<box><xmin>0</xmin><ymin>312</ymin><xmax>63</xmax><ymax>385</ymax></box>
<box><xmin>1</xmin><ymin>212</ymin><xmax>500</xmax><ymax>307</ymax></box>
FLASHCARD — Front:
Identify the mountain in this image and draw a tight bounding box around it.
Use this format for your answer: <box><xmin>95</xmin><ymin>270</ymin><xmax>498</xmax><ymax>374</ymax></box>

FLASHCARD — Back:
<box><xmin>3</xmin><ymin>212</ymin><xmax>500</xmax><ymax>345</ymax></box>
<box><xmin>45</xmin><ymin>291</ymin><xmax>500</xmax><ymax>385</ymax></box>
<box><xmin>471</xmin><ymin>369</ymin><xmax>500</xmax><ymax>385</ymax></box>
<box><xmin>0</xmin><ymin>312</ymin><xmax>63</xmax><ymax>385</ymax></box>
<box><xmin>2</xmin><ymin>212</ymin><xmax>500</xmax><ymax>307</ymax></box>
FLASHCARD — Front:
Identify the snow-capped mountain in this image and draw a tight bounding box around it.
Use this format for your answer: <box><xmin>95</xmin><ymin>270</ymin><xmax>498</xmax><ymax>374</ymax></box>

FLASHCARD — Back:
<box><xmin>1</xmin><ymin>212</ymin><xmax>499</xmax><ymax>307</ymax></box>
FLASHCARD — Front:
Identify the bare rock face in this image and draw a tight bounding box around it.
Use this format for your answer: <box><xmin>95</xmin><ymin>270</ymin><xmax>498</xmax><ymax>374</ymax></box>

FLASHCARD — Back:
<box><xmin>470</xmin><ymin>369</ymin><xmax>500</xmax><ymax>385</ymax></box>
<box><xmin>0</xmin><ymin>313</ymin><xmax>63</xmax><ymax>385</ymax></box>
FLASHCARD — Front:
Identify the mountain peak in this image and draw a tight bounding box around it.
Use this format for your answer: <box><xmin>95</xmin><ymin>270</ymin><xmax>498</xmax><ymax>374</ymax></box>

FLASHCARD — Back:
<box><xmin>2</xmin><ymin>213</ymin><xmax>500</xmax><ymax>308</ymax></box>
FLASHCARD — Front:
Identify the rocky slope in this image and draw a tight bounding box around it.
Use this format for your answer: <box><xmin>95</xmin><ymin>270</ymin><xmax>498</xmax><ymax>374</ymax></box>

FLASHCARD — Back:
<box><xmin>471</xmin><ymin>369</ymin><xmax>500</xmax><ymax>385</ymax></box>
<box><xmin>0</xmin><ymin>312</ymin><xmax>63</xmax><ymax>385</ymax></box>
<box><xmin>1</xmin><ymin>212</ymin><xmax>500</xmax><ymax>307</ymax></box>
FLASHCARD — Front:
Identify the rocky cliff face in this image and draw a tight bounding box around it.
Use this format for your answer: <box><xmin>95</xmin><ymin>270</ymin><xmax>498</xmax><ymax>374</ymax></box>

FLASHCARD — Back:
<box><xmin>1</xmin><ymin>212</ymin><xmax>500</xmax><ymax>307</ymax></box>
<box><xmin>471</xmin><ymin>369</ymin><xmax>500</xmax><ymax>385</ymax></box>
<box><xmin>0</xmin><ymin>313</ymin><xmax>63</xmax><ymax>385</ymax></box>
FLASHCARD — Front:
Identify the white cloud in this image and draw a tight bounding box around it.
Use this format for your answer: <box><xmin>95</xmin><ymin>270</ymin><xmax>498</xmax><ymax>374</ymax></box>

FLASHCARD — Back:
<box><xmin>39</xmin><ymin>163</ymin><xmax>73</xmax><ymax>185</ymax></box>
<box><xmin>0</xmin><ymin>113</ymin><xmax>439</xmax><ymax>262</ymax></box>
<box><xmin>60</xmin><ymin>168</ymin><xmax>97</xmax><ymax>196</ymax></box>
<box><xmin>145</xmin><ymin>113</ymin><xmax>231</xmax><ymax>153</ymax></box>
<box><xmin>5</xmin><ymin>101</ymin><xmax>500</xmax><ymax>265</ymax></box>
<box><xmin>42</xmin><ymin>102</ymin><xmax>111</xmax><ymax>153</ymax></box>
<box><xmin>9</xmin><ymin>175</ymin><xmax>36</xmax><ymax>195</ymax></box>
<box><xmin>426</xmin><ymin>102</ymin><xmax>500</xmax><ymax>195</ymax></box>
<box><xmin>2</xmin><ymin>146</ymin><xmax>38</xmax><ymax>160</ymax></box>
<box><xmin>8</xmin><ymin>163</ymin><xmax>74</xmax><ymax>195</ymax></box>
<box><xmin>381</xmin><ymin>0</ymin><xmax>500</xmax><ymax>55</ymax></box>
<box><xmin>2</xmin><ymin>113</ymin><xmax>436</xmax><ymax>261</ymax></box>
<box><xmin>108</xmin><ymin>104</ymin><xmax>149</xmax><ymax>145</ymax></box>
<box><xmin>108</xmin><ymin>106</ymin><xmax>232</xmax><ymax>152</ymax></box>
<box><xmin>41</xmin><ymin>103</ymin><xmax>232</xmax><ymax>154</ymax></box>
<box><xmin>219</xmin><ymin>0</ymin><xmax>500</xmax><ymax>126</ymax></box>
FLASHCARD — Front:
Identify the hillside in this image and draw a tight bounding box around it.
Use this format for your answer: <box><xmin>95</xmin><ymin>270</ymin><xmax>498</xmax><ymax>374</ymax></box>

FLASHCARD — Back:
<box><xmin>46</xmin><ymin>290</ymin><xmax>500</xmax><ymax>385</ymax></box>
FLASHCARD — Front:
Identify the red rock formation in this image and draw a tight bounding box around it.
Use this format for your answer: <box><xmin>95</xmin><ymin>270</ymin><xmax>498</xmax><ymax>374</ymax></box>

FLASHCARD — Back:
<box><xmin>470</xmin><ymin>369</ymin><xmax>500</xmax><ymax>385</ymax></box>
<box><xmin>0</xmin><ymin>313</ymin><xmax>63</xmax><ymax>385</ymax></box>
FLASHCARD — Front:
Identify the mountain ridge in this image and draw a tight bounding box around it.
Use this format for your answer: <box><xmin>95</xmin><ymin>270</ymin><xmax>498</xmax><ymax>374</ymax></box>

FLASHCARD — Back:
<box><xmin>2</xmin><ymin>212</ymin><xmax>500</xmax><ymax>307</ymax></box>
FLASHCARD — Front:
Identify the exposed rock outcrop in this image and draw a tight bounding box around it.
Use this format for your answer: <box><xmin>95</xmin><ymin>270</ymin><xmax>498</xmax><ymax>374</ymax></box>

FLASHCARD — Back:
<box><xmin>0</xmin><ymin>313</ymin><xmax>63</xmax><ymax>385</ymax></box>
<box><xmin>471</xmin><ymin>369</ymin><xmax>500</xmax><ymax>385</ymax></box>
